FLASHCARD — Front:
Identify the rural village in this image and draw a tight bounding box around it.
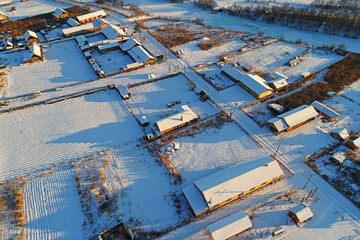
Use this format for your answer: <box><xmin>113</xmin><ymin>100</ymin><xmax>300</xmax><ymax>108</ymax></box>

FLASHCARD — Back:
<box><xmin>0</xmin><ymin>0</ymin><xmax>360</xmax><ymax>239</ymax></box>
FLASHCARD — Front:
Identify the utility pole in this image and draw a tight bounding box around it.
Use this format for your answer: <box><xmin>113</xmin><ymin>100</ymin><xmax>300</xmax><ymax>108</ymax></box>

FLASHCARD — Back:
<box><xmin>302</xmin><ymin>174</ymin><xmax>313</xmax><ymax>190</ymax></box>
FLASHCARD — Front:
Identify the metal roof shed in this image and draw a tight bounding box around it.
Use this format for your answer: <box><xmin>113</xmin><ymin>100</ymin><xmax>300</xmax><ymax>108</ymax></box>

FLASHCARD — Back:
<box><xmin>128</xmin><ymin>45</ymin><xmax>155</xmax><ymax>64</ymax></box>
<box><xmin>53</xmin><ymin>8</ymin><xmax>68</xmax><ymax>18</ymax></box>
<box><xmin>101</xmin><ymin>24</ymin><xmax>127</xmax><ymax>40</ymax></box>
<box><xmin>289</xmin><ymin>204</ymin><xmax>314</xmax><ymax>223</ymax></box>
<box><xmin>120</xmin><ymin>37</ymin><xmax>141</xmax><ymax>52</ymax></box>
<box><xmin>331</xmin><ymin>128</ymin><xmax>349</xmax><ymax>140</ymax></box>
<box><xmin>311</xmin><ymin>101</ymin><xmax>339</xmax><ymax>121</ymax></box>
<box><xmin>238</xmin><ymin>73</ymin><xmax>273</xmax><ymax>99</ymax></box>
<box><xmin>207</xmin><ymin>211</ymin><xmax>252</xmax><ymax>240</ymax></box>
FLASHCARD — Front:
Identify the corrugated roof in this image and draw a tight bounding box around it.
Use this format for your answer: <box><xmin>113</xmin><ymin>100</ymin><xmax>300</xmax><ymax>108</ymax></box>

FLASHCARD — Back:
<box><xmin>67</xmin><ymin>18</ymin><xmax>80</xmax><ymax>27</ymax></box>
<box><xmin>76</xmin><ymin>10</ymin><xmax>107</xmax><ymax>22</ymax></box>
<box><xmin>128</xmin><ymin>45</ymin><xmax>155</xmax><ymax>64</ymax></box>
<box><xmin>120</xmin><ymin>37</ymin><xmax>141</xmax><ymax>52</ymax></box>
<box><xmin>156</xmin><ymin>105</ymin><xmax>198</xmax><ymax>134</ymax></box>
<box><xmin>277</xmin><ymin>105</ymin><xmax>318</xmax><ymax>128</ymax></box>
<box><xmin>267</xmin><ymin>118</ymin><xmax>288</xmax><ymax>132</ymax></box>
<box><xmin>207</xmin><ymin>211</ymin><xmax>252</xmax><ymax>240</ymax></box>
<box><xmin>311</xmin><ymin>101</ymin><xmax>339</xmax><ymax>119</ymax></box>
<box><xmin>24</xmin><ymin>30</ymin><xmax>38</xmax><ymax>41</ymax></box>
<box><xmin>53</xmin><ymin>8</ymin><xmax>67</xmax><ymax>18</ymax></box>
<box><xmin>62</xmin><ymin>23</ymin><xmax>94</xmax><ymax>36</ymax></box>
<box><xmin>101</xmin><ymin>24</ymin><xmax>127</xmax><ymax>40</ymax></box>
<box><xmin>195</xmin><ymin>155</ymin><xmax>283</xmax><ymax>208</ymax></box>
<box><xmin>239</xmin><ymin>73</ymin><xmax>272</xmax><ymax>96</ymax></box>
<box><xmin>290</xmin><ymin>204</ymin><xmax>313</xmax><ymax>223</ymax></box>
<box><xmin>221</xmin><ymin>63</ymin><xmax>244</xmax><ymax>80</ymax></box>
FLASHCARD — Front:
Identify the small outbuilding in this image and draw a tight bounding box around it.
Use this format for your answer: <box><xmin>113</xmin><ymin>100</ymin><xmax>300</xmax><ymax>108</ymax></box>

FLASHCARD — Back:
<box><xmin>0</xmin><ymin>10</ymin><xmax>8</xmax><ymax>21</ymax></box>
<box><xmin>242</xmin><ymin>63</ymin><xmax>253</xmax><ymax>72</ymax></box>
<box><xmin>288</xmin><ymin>204</ymin><xmax>314</xmax><ymax>224</ymax></box>
<box><xmin>76</xmin><ymin>10</ymin><xmax>107</xmax><ymax>24</ymax></box>
<box><xmin>98</xmin><ymin>42</ymin><xmax>120</xmax><ymax>53</ymax></box>
<box><xmin>62</xmin><ymin>23</ymin><xmax>95</xmax><ymax>37</ymax></box>
<box><xmin>331</xmin><ymin>128</ymin><xmax>349</xmax><ymax>141</ymax></box>
<box><xmin>67</xmin><ymin>18</ymin><xmax>80</xmax><ymax>27</ymax></box>
<box><xmin>53</xmin><ymin>8</ymin><xmax>68</xmax><ymax>18</ymax></box>
<box><xmin>331</xmin><ymin>151</ymin><xmax>346</xmax><ymax>165</ymax></box>
<box><xmin>23</xmin><ymin>43</ymin><xmax>42</xmax><ymax>63</ymax></box>
<box><xmin>345</xmin><ymin>136</ymin><xmax>360</xmax><ymax>150</ymax></box>
<box><xmin>24</xmin><ymin>30</ymin><xmax>39</xmax><ymax>44</ymax></box>
<box><xmin>207</xmin><ymin>211</ymin><xmax>252</xmax><ymax>240</ymax></box>
<box><xmin>311</xmin><ymin>101</ymin><xmax>339</xmax><ymax>121</ymax></box>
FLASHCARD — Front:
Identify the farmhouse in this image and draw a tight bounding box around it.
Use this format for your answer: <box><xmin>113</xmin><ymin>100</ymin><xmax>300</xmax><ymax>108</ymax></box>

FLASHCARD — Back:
<box><xmin>311</xmin><ymin>101</ymin><xmax>339</xmax><ymax>121</ymax></box>
<box><xmin>128</xmin><ymin>46</ymin><xmax>155</xmax><ymax>65</ymax></box>
<box><xmin>221</xmin><ymin>64</ymin><xmax>272</xmax><ymax>99</ymax></box>
<box><xmin>120</xmin><ymin>37</ymin><xmax>141</xmax><ymax>52</ymax></box>
<box><xmin>23</xmin><ymin>43</ymin><xmax>42</xmax><ymax>63</ymax></box>
<box><xmin>345</xmin><ymin>136</ymin><xmax>360</xmax><ymax>150</ymax></box>
<box><xmin>76</xmin><ymin>10</ymin><xmax>107</xmax><ymax>24</ymax></box>
<box><xmin>288</xmin><ymin>204</ymin><xmax>314</xmax><ymax>224</ymax></box>
<box><xmin>267</xmin><ymin>105</ymin><xmax>319</xmax><ymax>133</ymax></box>
<box><xmin>331</xmin><ymin>128</ymin><xmax>349</xmax><ymax>141</ymax></box>
<box><xmin>53</xmin><ymin>8</ymin><xmax>68</xmax><ymax>18</ymax></box>
<box><xmin>207</xmin><ymin>211</ymin><xmax>252</xmax><ymax>240</ymax></box>
<box><xmin>155</xmin><ymin>105</ymin><xmax>198</xmax><ymax>134</ymax></box>
<box><xmin>24</xmin><ymin>30</ymin><xmax>39</xmax><ymax>44</ymax></box>
<box><xmin>62</xmin><ymin>23</ymin><xmax>95</xmax><ymax>37</ymax></box>
<box><xmin>183</xmin><ymin>155</ymin><xmax>284</xmax><ymax>216</ymax></box>
<box><xmin>0</xmin><ymin>10</ymin><xmax>8</xmax><ymax>21</ymax></box>
<box><xmin>94</xmin><ymin>18</ymin><xmax>110</xmax><ymax>29</ymax></box>
<box><xmin>101</xmin><ymin>24</ymin><xmax>127</xmax><ymax>40</ymax></box>
<box><xmin>67</xmin><ymin>18</ymin><xmax>80</xmax><ymax>27</ymax></box>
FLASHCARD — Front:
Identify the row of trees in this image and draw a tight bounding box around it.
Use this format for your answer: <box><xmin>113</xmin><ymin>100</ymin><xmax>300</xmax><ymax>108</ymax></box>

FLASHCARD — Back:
<box><xmin>227</xmin><ymin>3</ymin><xmax>360</xmax><ymax>38</ymax></box>
<box><xmin>311</xmin><ymin>0</ymin><xmax>359</xmax><ymax>12</ymax></box>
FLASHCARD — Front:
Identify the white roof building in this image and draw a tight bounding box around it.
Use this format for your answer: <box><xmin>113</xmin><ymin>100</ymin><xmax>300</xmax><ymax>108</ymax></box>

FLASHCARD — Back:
<box><xmin>331</xmin><ymin>151</ymin><xmax>346</xmax><ymax>164</ymax></box>
<box><xmin>101</xmin><ymin>24</ymin><xmax>127</xmax><ymax>40</ymax></box>
<box><xmin>311</xmin><ymin>101</ymin><xmax>339</xmax><ymax>121</ymax></box>
<box><xmin>128</xmin><ymin>45</ymin><xmax>155</xmax><ymax>64</ymax></box>
<box><xmin>119</xmin><ymin>37</ymin><xmax>141</xmax><ymax>52</ymax></box>
<box><xmin>183</xmin><ymin>155</ymin><xmax>284</xmax><ymax>216</ymax></box>
<box><xmin>155</xmin><ymin>105</ymin><xmax>198</xmax><ymax>134</ymax></box>
<box><xmin>207</xmin><ymin>211</ymin><xmax>252</xmax><ymax>240</ymax></box>
<box><xmin>267</xmin><ymin>105</ymin><xmax>319</xmax><ymax>132</ymax></box>
<box><xmin>62</xmin><ymin>23</ymin><xmax>95</xmax><ymax>37</ymax></box>
<box><xmin>53</xmin><ymin>8</ymin><xmax>67</xmax><ymax>18</ymax></box>
<box><xmin>24</xmin><ymin>30</ymin><xmax>38</xmax><ymax>41</ymax></box>
<box><xmin>289</xmin><ymin>204</ymin><xmax>314</xmax><ymax>223</ymax></box>
<box><xmin>76</xmin><ymin>10</ymin><xmax>107</xmax><ymax>23</ymax></box>
<box><xmin>67</xmin><ymin>18</ymin><xmax>80</xmax><ymax>27</ymax></box>
<box><xmin>239</xmin><ymin>73</ymin><xmax>273</xmax><ymax>98</ymax></box>
<box><xmin>269</xmin><ymin>71</ymin><xmax>288</xmax><ymax>90</ymax></box>
<box><xmin>331</xmin><ymin>128</ymin><xmax>349</xmax><ymax>140</ymax></box>
<box><xmin>23</xmin><ymin>43</ymin><xmax>42</xmax><ymax>62</ymax></box>
<box><xmin>346</xmin><ymin>136</ymin><xmax>360</xmax><ymax>150</ymax></box>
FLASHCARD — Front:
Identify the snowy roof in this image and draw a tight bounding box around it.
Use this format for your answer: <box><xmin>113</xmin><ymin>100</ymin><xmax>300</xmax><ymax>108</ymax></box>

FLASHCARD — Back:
<box><xmin>289</xmin><ymin>204</ymin><xmax>314</xmax><ymax>223</ymax></box>
<box><xmin>347</xmin><ymin>136</ymin><xmax>360</xmax><ymax>147</ymax></box>
<box><xmin>269</xmin><ymin>78</ymin><xmax>288</xmax><ymax>90</ymax></box>
<box><xmin>311</xmin><ymin>101</ymin><xmax>339</xmax><ymax>120</ymax></box>
<box><xmin>156</xmin><ymin>105</ymin><xmax>198</xmax><ymax>134</ymax></box>
<box><xmin>221</xmin><ymin>63</ymin><xmax>244</xmax><ymax>80</ymax></box>
<box><xmin>182</xmin><ymin>183</ymin><xmax>209</xmax><ymax>215</ymax></box>
<box><xmin>23</xmin><ymin>43</ymin><xmax>42</xmax><ymax>61</ymax></box>
<box><xmin>120</xmin><ymin>37</ymin><xmax>141</xmax><ymax>52</ymax></box>
<box><xmin>240</xmin><ymin>73</ymin><xmax>272</xmax><ymax>96</ymax></box>
<box><xmin>331</xmin><ymin>128</ymin><xmax>349</xmax><ymax>140</ymax></box>
<box><xmin>126</xmin><ymin>62</ymin><xmax>143</xmax><ymax>69</ymax></box>
<box><xmin>93</xmin><ymin>18</ymin><xmax>110</xmax><ymax>28</ymax></box>
<box><xmin>98</xmin><ymin>42</ymin><xmax>119</xmax><ymax>51</ymax></box>
<box><xmin>53</xmin><ymin>8</ymin><xmax>67</xmax><ymax>18</ymax></box>
<box><xmin>272</xmin><ymin>71</ymin><xmax>288</xmax><ymax>80</ymax></box>
<box><xmin>0</xmin><ymin>10</ymin><xmax>8</xmax><ymax>16</ymax></box>
<box><xmin>24</xmin><ymin>30</ymin><xmax>38</xmax><ymax>41</ymax></box>
<box><xmin>331</xmin><ymin>151</ymin><xmax>346</xmax><ymax>164</ymax></box>
<box><xmin>62</xmin><ymin>23</ymin><xmax>94</xmax><ymax>36</ymax></box>
<box><xmin>302</xmin><ymin>71</ymin><xmax>311</xmax><ymax>78</ymax></box>
<box><xmin>75</xmin><ymin>35</ymin><xmax>87</xmax><ymax>43</ymax></box>
<box><xmin>67</xmin><ymin>18</ymin><xmax>80</xmax><ymax>27</ymax></box>
<box><xmin>207</xmin><ymin>211</ymin><xmax>252</xmax><ymax>240</ymax></box>
<box><xmin>268</xmin><ymin>105</ymin><xmax>319</xmax><ymax>132</ymax></box>
<box><xmin>242</xmin><ymin>63</ymin><xmax>252</xmax><ymax>70</ymax></box>
<box><xmin>128</xmin><ymin>45</ymin><xmax>155</xmax><ymax>64</ymax></box>
<box><xmin>76</xmin><ymin>10</ymin><xmax>107</xmax><ymax>22</ymax></box>
<box><xmin>101</xmin><ymin>24</ymin><xmax>127</xmax><ymax>40</ymax></box>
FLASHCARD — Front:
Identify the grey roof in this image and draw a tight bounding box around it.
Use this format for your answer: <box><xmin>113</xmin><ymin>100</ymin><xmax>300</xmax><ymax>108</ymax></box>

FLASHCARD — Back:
<box><xmin>290</xmin><ymin>204</ymin><xmax>314</xmax><ymax>222</ymax></box>
<box><xmin>67</xmin><ymin>18</ymin><xmax>80</xmax><ymax>27</ymax></box>
<box><xmin>128</xmin><ymin>45</ymin><xmax>155</xmax><ymax>64</ymax></box>
<box><xmin>222</xmin><ymin>63</ymin><xmax>244</xmax><ymax>80</ymax></box>
<box><xmin>311</xmin><ymin>101</ymin><xmax>339</xmax><ymax>119</ymax></box>
<box><xmin>239</xmin><ymin>73</ymin><xmax>272</xmax><ymax>96</ymax></box>
<box><xmin>119</xmin><ymin>37</ymin><xmax>141</xmax><ymax>52</ymax></box>
<box><xmin>98</xmin><ymin>42</ymin><xmax>119</xmax><ymax>51</ymax></box>
<box><xmin>53</xmin><ymin>8</ymin><xmax>67</xmax><ymax>18</ymax></box>
<box><xmin>101</xmin><ymin>24</ymin><xmax>127</xmax><ymax>40</ymax></box>
<box><xmin>24</xmin><ymin>30</ymin><xmax>38</xmax><ymax>41</ymax></box>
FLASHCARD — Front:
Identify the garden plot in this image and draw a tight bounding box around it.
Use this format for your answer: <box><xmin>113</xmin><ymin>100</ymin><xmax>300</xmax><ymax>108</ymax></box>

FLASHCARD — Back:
<box><xmin>169</xmin><ymin>121</ymin><xmax>264</xmax><ymax>184</ymax></box>
<box><xmin>127</xmin><ymin>74</ymin><xmax>220</xmax><ymax>127</ymax></box>
<box><xmin>91</xmin><ymin>49</ymin><xmax>134</xmax><ymax>75</ymax></box>
<box><xmin>23</xmin><ymin>169</ymin><xmax>85</xmax><ymax>240</ymax></box>
<box><xmin>0</xmin><ymin>89</ymin><xmax>143</xmax><ymax>182</ymax></box>
<box><xmin>73</xmin><ymin>144</ymin><xmax>191</xmax><ymax>239</ymax></box>
<box><xmin>143</xmin><ymin>19</ymin><xmax>171</xmax><ymax>29</ymax></box>
<box><xmin>2</xmin><ymin>40</ymin><xmax>97</xmax><ymax>97</ymax></box>
<box><xmin>278</xmin><ymin>50</ymin><xmax>343</xmax><ymax>83</ymax></box>
<box><xmin>229</xmin><ymin>41</ymin><xmax>307</xmax><ymax>74</ymax></box>
<box><xmin>173</xmin><ymin>38</ymin><xmax>246</xmax><ymax>67</ymax></box>
<box><xmin>0</xmin><ymin>0</ymin><xmax>71</xmax><ymax>20</ymax></box>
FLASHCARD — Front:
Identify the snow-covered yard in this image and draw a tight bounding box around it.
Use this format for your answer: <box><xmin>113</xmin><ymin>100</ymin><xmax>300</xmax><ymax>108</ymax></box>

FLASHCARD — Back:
<box><xmin>2</xmin><ymin>40</ymin><xmax>97</xmax><ymax>97</ymax></box>
<box><xmin>229</xmin><ymin>41</ymin><xmax>307</xmax><ymax>74</ymax></box>
<box><xmin>0</xmin><ymin>89</ymin><xmax>143</xmax><ymax>182</ymax></box>
<box><xmin>91</xmin><ymin>49</ymin><xmax>134</xmax><ymax>74</ymax></box>
<box><xmin>127</xmin><ymin>74</ymin><xmax>220</xmax><ymax>125</ymax></box>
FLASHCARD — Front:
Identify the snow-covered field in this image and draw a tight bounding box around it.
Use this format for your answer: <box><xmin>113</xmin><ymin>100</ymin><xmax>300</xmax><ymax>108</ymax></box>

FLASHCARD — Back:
<box><xmin>0</xmin><ymin>0</ymin><xmax>71</xmax><ymax>20</ymax></box>
<box><xmin>2</xmin><ymin>40</ymin><xmax>97</xmax><ymax>97</ymax></box>
<box><xmin>229</xmin><ymin>41</ymin><xmax>307</xmax><ymax>74</ymax></box>
<box><xmin>0</xmin><ymin>89</ymin><xmax>143</xmax><ymax>182</ymax></box>
<box><xmin>170</xmin><ymin>121</ymin><xmax>264</xmax><ymax>184</ymax></box>
<box><xmin>127</xmin><ymin>74</ymin><xmax>220</xmax><ymax>125</ymax></box>
<box><xmin>23</xmin><ymin>169</ymin><xmax>85</xmax><ymax>240</ymax></box>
